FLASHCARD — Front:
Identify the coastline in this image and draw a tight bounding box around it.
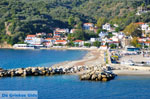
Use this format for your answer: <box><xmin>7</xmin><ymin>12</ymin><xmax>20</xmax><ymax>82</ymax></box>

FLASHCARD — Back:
<box><xmin>0</xmin><ymin>46</ymin><xmax>96</xmax><ymax>51</ymax></box>
<box><xmin>51</xmin><ymin>48</ymin><xmax>106</xmax><ymax>75</ymax></box>
<box><xmin>1</xmin><ymin>47</ymin><xmax>150</xmax><ymax>76</ymax></box>
<box><xmin>111</xmin><ymin>64</ymin><xmax>150</xmax><ymax>76</ymax></box>
<box><xmin>52</xmin><ymin>48</ymin><xmax>150</xmax><ymax>76</ymax></box>
<box><xmin>52</xmin><ymin>48</ymin><xmax>105</xmax><ymax>68</ymax></box>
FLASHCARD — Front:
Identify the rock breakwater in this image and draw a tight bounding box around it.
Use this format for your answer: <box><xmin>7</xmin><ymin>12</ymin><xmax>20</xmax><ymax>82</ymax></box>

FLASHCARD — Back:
<box><xmin>80</xmin><ymin>69</ymin><xmax>116</xmax><ymax>81</ymax></box>
<box><xmin>0</xmin><ymin>65</ymin><xmax>116</xmax><ymax>82</ymax></box>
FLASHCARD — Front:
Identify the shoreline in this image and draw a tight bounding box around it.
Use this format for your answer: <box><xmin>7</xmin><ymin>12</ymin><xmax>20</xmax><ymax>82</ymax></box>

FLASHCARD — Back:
<box><xmin>0</xmin><ymin>47</ymin><xmax>97</xmax><ymax>51</ymax></box>
<box><xmin>52</xmin><ymin>49</ymin><xmax>105</xmax><ymax>69</ymax></box>
<box><xmin>1</xmin><ymin>48</ymin><xmax>150</xmax><ymax>77</ymax></box>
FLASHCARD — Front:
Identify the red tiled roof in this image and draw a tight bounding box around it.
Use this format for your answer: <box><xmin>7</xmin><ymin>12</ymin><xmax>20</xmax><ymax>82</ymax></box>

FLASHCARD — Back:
<box><xmin>135</xmin><ymin>22</ymin><xmax>145</xmax><ymax>25</ymax></box>
<box><xmin>26</xmin><ymin>39</ymin><xmax>32</xmax><ymax>40</ymax></box>
<box><xmin>27</xmin><ymin>35</ymin><xmax>36</xmax><ymax>37</ymax></box>
<box><xmin>74</xmin><ymin>40</ymin><xmax>83</xmax><ymax>42</ymax></box>
<box><xmin>53</xmin><ymin>36</ymin><xmax>60</xmax><ymax>38</ymax></box>
<box><xmin>56</xmin><ymin>40</ymin><xmax>66</xmax><ymax>42</ymax></box>
<box><xmin>145</xmin><ymin>41</ymin><xmax>150</xmax><ymax>43</ymax></box>
<box><xmin>45</xmin><ymin>38</ymin><xmax>53</xmax><ymax>40</ymax></box>
<box><xmin>101</xmin><ymin>45</ymin><xmax>107</xmax><ymax>47</ymax></box>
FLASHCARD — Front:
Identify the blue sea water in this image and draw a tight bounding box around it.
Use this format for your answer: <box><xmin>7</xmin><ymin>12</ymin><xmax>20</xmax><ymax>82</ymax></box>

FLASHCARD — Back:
<box><xmin>0</xmin><ymin>49</ymin><xmax>150</xmax><ymax>99</ymax></box>
<box><xmin>0</xmin><ymin>49</ymin><xmax>87</xmax><ymax>69</ymax></box>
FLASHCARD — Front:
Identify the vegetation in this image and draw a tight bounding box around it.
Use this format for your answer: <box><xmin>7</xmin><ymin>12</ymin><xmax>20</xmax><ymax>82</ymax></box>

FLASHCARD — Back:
<box><xmin>0</xmin><ymin>0</ymin><xmax>150</xmax><ymax>44</ymax></box>
<box><xmin>73</xmin><ymin>29</ymin><xmax>98</xmax><ymax>40</ymax></box>
<box><xmin>93</xmin><ymin>41</ymin><xmax>101</xmax><ymax>47</ymax></box>
<box><xmin>109</xmin><ymin>44</ymin><xmax>117</xmax><ymax>49</ymax></box>
<box><xmin>123</xmin><ymin>23</ymin><xmax>142</xmax><ymax>37</ymax></box>
<box><xmin>84</xmin><ymin>43</ymin><xmax>91</xmax><ymax>47</ymax></box>
<box><xmin>131</xmin><ymin>37</ymin><xmax>142</xmax><ymax>48</ymax></box>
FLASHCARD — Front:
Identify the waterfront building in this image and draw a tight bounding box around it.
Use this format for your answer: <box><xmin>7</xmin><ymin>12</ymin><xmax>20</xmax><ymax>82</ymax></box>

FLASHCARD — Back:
<box><xmin>74</xmin><ymin>40</ymin><xmax>84</xmax><ymax>47</ymax></box>
<box><xmin>25</xmin><ymin>35</ymin><xmax>44</xmax><ymax>45</ymax></box>
<box><xmin>55</xmin><ymin>40</ymin><xmax>67</xmax><ymax>45</ymax></box>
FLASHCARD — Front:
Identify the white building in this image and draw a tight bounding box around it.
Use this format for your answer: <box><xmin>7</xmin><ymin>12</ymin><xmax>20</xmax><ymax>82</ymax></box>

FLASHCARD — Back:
<box><xmin>90</xmin><ymin>38</ymin><xmax>101</xmax><ymax>42</ymax></box>
<box><xmin>54</xmin><ymin>28</ymin><xmax>69</xmax><ymax>33</ymax></box>
<box><xmin>24</xmin><ymin>35</ymin><xmax>44</xmax><ymax>45</ymax></box>
<box><xmin>102</xmin><ymin>23</ymin><xmax>111</xmax><ymax>31</ymax></box>
<box><xmin>83</xmin><ymin>23</ymin><xmax>94</xmax><ymax>30</ymax></box>
<box><xmin>55</xmin><ymin>40</ymin><xmax>67</xmax><ymax>45</ymax></box>
<box><xmin>99</xmin><ymin>31</ymin><xmax>108</xmax><ymax>38</ymax></box>
<box><xmin>141</xmin><ymin>24</ymin><xmax>150</xmax><ymax>31</ymax></box>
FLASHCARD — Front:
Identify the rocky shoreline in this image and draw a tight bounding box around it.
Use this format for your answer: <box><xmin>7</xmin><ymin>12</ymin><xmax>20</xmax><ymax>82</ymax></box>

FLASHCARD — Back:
<box><xmin>0</xmin><ymin>49</ymin><xmax>117</xmax><ymax>82</ymax></box>
<box><xmin>0</xmin><ymin>64</ymin><xmax>116</xmax><ymax>82</ymax></box>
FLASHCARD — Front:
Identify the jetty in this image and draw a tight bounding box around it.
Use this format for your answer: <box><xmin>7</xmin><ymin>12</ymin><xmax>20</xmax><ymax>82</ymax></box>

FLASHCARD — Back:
<box><xmin>0</xmin><ymin>65</ymin><xmax>116</xmax><ymax>82</ymax></box>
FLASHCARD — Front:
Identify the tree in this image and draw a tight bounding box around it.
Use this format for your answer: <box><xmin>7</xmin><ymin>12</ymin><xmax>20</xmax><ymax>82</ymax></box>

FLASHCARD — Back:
<box><xmin>144</xmin><ymin>45</ymin><xmax>148</xmax><ymax>48</ymax></box>
<box><xmin>123</xmin><ymin>23</ymin><xmax>142</xmax><ymax>37</ymax></box>
<box><xmin>68</xmin><ymin>16</ymin><xmax>75</xmax><ymax>28</ymax></box>
<box><xmin>96</xmin><ymin>17</ymin><xmax>106</xmax><ymax>28</ymax></box>
<box><xmin>109</xmin><ymin>44</ymin><xmax>117</xmax><ymax>49</ymax></box>
<box><xmin>84</xmin><ymin>43</ymin><xmax>91</xmax><ymax>47</ymax></box>
<box><xmin>130</xmin><ymin>37</ymin><xmax>142</xmax><ymax>48</ymax></box>
<box><xmin>73</xmin><ymin>29</ymin><xmax>85</xmax><ymax>40</ymax></box>
<box><xmin>76</xmin><ymin>22</ymin><xmax>83</xmax><ymax>29</ymax></box>
<box><xmin>115</xmin><ymin>27</ymin><xmax>121</xmax><ymax>32</ymax></box>
<box><xmin>67</xmin><ymin>41</ymin><xmax>75</xmax><ymax>47</ymax></box>
<box><xmin>93</xmin><ymin>41</ymin><xmax>101</xmax><ymax>47</ymax></box>
<box><xmin>106</xmin><ymin>32</ymin><xmax>114</xmax><ymax>38</ymax></box>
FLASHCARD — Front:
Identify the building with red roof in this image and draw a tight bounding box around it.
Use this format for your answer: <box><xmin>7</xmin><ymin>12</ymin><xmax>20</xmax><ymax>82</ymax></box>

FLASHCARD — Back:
<box><xmin>55</xmin><ymin>40</ymin><xmax>67</xmax><ymax>45</ymax></box>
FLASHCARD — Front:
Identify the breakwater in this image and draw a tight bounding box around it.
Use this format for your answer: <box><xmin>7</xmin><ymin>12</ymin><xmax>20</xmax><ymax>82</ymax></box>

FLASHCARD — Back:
<box><xmin>0</xmin><ymin>65</ymin><xmax>116</xmax><ymax>82</ymax></box>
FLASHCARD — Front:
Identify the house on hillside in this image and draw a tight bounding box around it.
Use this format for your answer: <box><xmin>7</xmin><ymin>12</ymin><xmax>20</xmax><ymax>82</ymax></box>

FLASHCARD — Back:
<box><xmin>83</xmin><ymin>23</ymin><xmax>94</xmax><ymax>30</ymax></box>
<box><xmin>36</xmin><ymin>33</ymin><xmax>46</xmax><ymax>37</ymax></box>
<box><xmin>102</xmin><ymin>23</ymin><xmax>111</xmax><ymax>31</ymax></box>
<box><xmin>53</xmin><ymin>35</ymin><xmax>61</xmax><ymax>40</ymax></box>
<box><xmin>141</xmin><ymin>24</ymin><xmax>150</xmax><ymax>35</ymax></box>
<box><xmin>70</xmin><ymin>29</ymin><xmax>78</xmax><ymax>33</ymax></box>
<box><xmin>90</xmin><ymin>38</ymin><xmax>101</xmax><ymax>43</ymax></box>
<box><xmin>53</xmin><ymin>28</ymin><xmax>69</xmax><ymax>37</ymax></box>
<box><xmin>99</xmin><ymin>31</ymin><xmax>108</xmax><ymax>38</ymax></box>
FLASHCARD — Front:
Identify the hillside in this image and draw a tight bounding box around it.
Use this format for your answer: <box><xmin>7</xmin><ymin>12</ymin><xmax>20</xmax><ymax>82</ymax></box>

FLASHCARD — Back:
<box><xmin>0</xmin><ymin>0</ymin><xmax>150</xmax><ymax>44</ymax></box>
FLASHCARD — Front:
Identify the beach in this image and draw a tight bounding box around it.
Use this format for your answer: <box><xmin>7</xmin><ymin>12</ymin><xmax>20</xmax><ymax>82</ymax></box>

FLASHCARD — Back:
<box><xmin>52</xmin><ymin>48</ymin><xmax>150</xmax><ymax>76</ymax></box>
<box><xmin>52</xmin><ymin>48</ymin><xmax>105</xmax><ymax>74</ymax></box>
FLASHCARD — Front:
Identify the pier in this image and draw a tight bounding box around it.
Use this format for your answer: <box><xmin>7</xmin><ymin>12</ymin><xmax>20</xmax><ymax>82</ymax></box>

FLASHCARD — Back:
<box><xmin>0</xmin><ymin>65</ymin><xmax>116</xmax><ymax>82</ymax></box>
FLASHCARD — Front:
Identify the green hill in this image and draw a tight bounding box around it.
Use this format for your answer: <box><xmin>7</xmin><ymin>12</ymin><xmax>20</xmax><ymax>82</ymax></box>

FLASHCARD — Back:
<box><xmin>0</xmin><ymin>0</ymin><xmax>150</xmax><ymax>44</ymax></box>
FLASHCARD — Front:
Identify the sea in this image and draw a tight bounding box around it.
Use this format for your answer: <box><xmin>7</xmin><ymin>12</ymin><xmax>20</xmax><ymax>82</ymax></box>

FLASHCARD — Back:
<box><xmin>0</xmin><ymin>49</ymin><xmax>150</xmax><ymax>99</ymax></box>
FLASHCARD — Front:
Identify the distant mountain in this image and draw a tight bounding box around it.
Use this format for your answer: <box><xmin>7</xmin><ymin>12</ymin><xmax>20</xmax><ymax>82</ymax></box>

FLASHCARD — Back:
<box><xmin>0</xmin><ymin>0</ymin><xmax>150</xmax><ymax>44</ymax></box>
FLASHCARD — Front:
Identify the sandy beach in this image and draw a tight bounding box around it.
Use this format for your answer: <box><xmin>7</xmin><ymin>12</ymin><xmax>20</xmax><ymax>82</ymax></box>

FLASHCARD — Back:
<box><xmin>52</xmin><ymin>48</ymin><xmax>105</xmax><ymax>68</ymax></box>
<box><xmin>52</xmin><ymin>48</ymin><xmax>150</xmax><ymax>76</ymax></box>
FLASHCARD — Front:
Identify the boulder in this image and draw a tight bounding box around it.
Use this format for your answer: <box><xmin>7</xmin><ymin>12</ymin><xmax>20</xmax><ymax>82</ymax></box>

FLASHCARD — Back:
<box><xmin>0</xmin><ymin>72</ymin><xmax>3</xmax><ymax>77</ymax></box>
<box><xmin>102</xmin><ymin>77</ymin><xmax>108</xmax><ymax>82</ymax></box>
<box><xmin>97</xmin><ymin>74</ymin><xmax>102</xmax><ymax>80</ymax></box>
<box><xmin>91</xmin><ymin>74</ymin><xmax>97</xmax><ymax>80</ymax></box>
<box><xmin>101</xmin><ymin>74</ymin><xmax>106</xmax><ymax>78</ymax></box>
<box><xmin>17</xmin><ymin>69</ymin><xmax>24</xmax><ymax>74</ymax></box>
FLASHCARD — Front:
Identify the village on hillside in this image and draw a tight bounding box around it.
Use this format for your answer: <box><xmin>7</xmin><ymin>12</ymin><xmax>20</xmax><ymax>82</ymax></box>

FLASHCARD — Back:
<box><xmin>13</xmin><ymin>22</ymin><xmax>150</xmax><ymax>50</ymax></box>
